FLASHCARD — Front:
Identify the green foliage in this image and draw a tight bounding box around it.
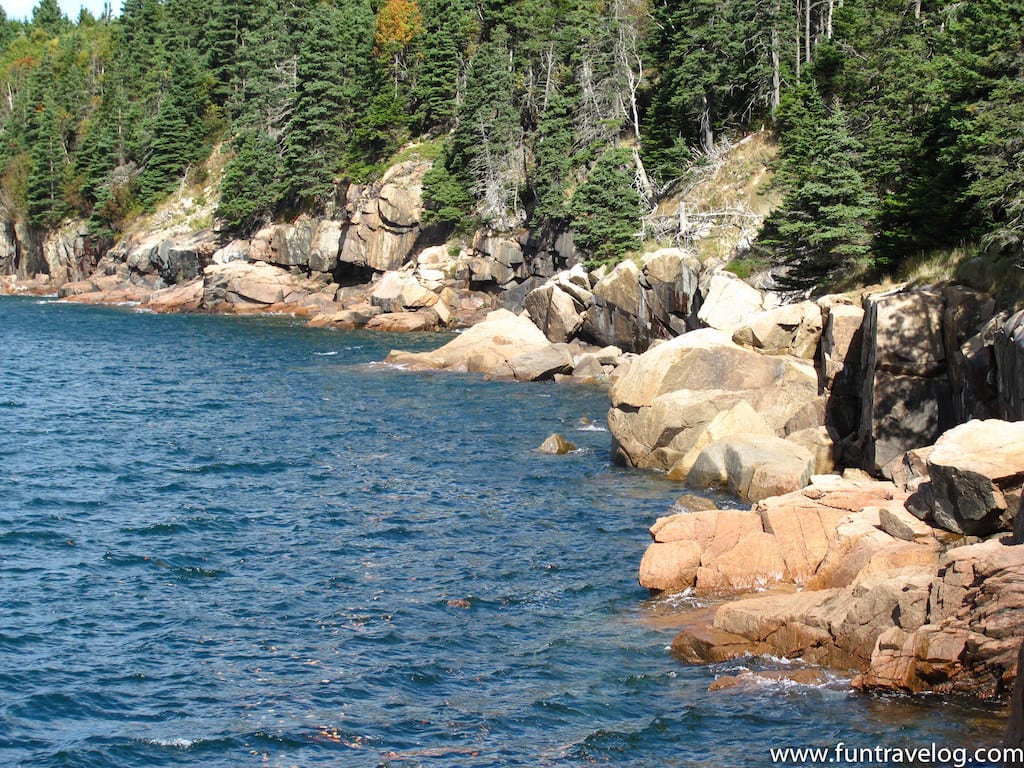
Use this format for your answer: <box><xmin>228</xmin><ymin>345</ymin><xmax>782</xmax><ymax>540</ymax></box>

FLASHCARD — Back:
<box><xmin>137</xmin><ymin>49</ymin><xmax>212</xmax><ymax>206</ymax></box>
<box><xmin>643</xmin><ymin>0</ymin><xmax>776</xmax><ymax>180</ymax></box>
<box><xmin>216</xmin><ymin>130</ymin><xmax>282</xmax><ymax>232</ymax></box>
<box><xmin>530</xmin><ymin>81</ymin><xmax>576</xmax><ymax>223</ymax></box>
<box><xmin>569</xmin><ymin>146</ymin><xmax>642</xmax><ymax>264</ymax></box>
<box><xmin>421</xmin><ymin>152</ymin><xmax>474</xmax><ymax>229</ymax></box>
<box><xmin>759</xmin><ymin>85</ymin><xmax>877</xmax><ymax>287</ymax></box>
<box><xmin>283</xmin><ymin>0</ymin><xmax>376</xmax><ymax>205</ymax></box>
<box><xmin>0</xmin><ymin>0</ymin><xmax>1019</xmax><ymax>305</ymax></box>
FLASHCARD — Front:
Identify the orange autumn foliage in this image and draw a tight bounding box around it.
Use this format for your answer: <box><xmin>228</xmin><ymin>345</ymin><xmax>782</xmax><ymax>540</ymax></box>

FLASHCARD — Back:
<box><xmin>374</xmin><ymin>0</ymin><xmax>424</xmax><ymax>59</ymax></box>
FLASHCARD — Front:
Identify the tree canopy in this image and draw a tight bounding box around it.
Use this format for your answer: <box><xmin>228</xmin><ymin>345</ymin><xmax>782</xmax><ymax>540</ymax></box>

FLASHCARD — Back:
<box><xmin>0</xmin><ymin>0</ymin><xmax>1021</xmax><ymax>282</ymax></box>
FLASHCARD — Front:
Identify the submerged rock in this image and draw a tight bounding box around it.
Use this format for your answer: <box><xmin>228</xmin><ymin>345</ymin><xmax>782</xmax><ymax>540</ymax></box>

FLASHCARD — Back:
<box><xmin>536</xmin><ymin>433</ymin><xmax>577</xmax><ymax>455</ymax></box>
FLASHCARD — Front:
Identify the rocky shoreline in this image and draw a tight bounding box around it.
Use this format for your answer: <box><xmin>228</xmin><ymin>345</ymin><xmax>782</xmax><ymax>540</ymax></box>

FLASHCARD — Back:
<box><xmin>3</xmin><ymin>156</ymin><xmax>1023</xmax><ymax>723</ymax></box>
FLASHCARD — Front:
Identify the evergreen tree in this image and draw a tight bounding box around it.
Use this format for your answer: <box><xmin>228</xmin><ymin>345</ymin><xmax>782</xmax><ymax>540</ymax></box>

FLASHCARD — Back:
<box><xmin>283</xmin><ymin>0</ymin><xmax>375</xmax><ymax>204</ymax></box>
<box><xmin>409</xmin><ymin>0</ymin><xmax>473</xmax><ymax>133</ymax></box>
<box><xmin>31</xmin><ymin>0</ymin><xmax>67</xmax><ymax>37</ymax></box>
<box><xmin>217</xmin><ymin>129</ymin><xmax>283</xmax><ymax>232</ymax></box>
<box><xmin>420</xmin><ymin>150</ymin><xmax>474</xmax><ymax>228</ymax></box>
<box><xmin>137</xmin><ymin>49</ymin><xmax>210</xmax><ymax>205</ymax></box>
<box><xmin>643</xmin><ymin>0</ymin><xmax>774</xmax><ymax>179</ymax></box>
<box><xmin>759</xmin><ymin>85</ymin><xmax>878</xmax><ymax>287</ymax></box>
<box><xmin>569</xmin><ymin>145</ymin><xmax>642</xmax><ymax>263</ymax></box>
<box><xmin>530</xmin><ymin>79</ymin><xmax>576</xmax><ymax>222</ymax></box>
<box><xmin>448</xmin><ymin>25</ymin><xmax>524</xmax><ymax>229</ymax></box>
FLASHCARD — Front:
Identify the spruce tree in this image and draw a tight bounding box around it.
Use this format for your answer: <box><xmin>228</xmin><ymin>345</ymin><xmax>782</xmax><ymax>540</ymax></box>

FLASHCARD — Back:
<box><xmin>283</xmin><ymin>0</ymin><xmax>375</xmax><ymax>205</ymax></box>
<box><xmin>759</xmin><ymin>86</ymin><xmax>878</xmax><ymax>287</ymax></box>
<box><xmin>137</xmin><ymin>49</ymin><xmax>210</xmax><ymax>205</ymax></box>
<box><xmin>569</xmin><ymin>145</ymin><xmax>642</xmax><ymax>263</ymax></box>
<box><xmin>448</xmin><ymin>25</ymin><xmax>523</xmax><ymax>229</ymax></box>
<box><xmin>217</xmin><ymin>129</ymin><xmax>283</xmax><ymax>232</ymax></box>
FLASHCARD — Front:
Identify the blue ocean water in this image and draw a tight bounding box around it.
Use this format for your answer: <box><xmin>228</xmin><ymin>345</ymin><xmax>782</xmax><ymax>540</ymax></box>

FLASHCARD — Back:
<box><xmin>0</xmin><ymin>296</ymin><xmax>1007</xmax><ymax>767</ymax></box>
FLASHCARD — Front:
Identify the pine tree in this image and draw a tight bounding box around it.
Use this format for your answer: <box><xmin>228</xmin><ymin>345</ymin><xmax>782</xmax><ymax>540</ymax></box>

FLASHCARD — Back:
<box><xmin>759</xmin><ymin>85</ymin><xmax>878</xmax><ymax>287</ymax></box>
<box><xmin>569</xmin><ymin>145</ymin><xmax>642</xmax><ymax>263</ymax></box>
<box><xmin>283</xmin><ymin>0</ymin><xmax>375</xmax><ymax>205</ymax></box>
<box><xmin>217</xmin><ymin>129</ymin><xmax>283</xmax><ymax>232</ymax></box>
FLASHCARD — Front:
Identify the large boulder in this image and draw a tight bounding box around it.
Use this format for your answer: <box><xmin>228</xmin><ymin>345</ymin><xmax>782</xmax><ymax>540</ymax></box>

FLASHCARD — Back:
<box><xmin>820</xmin><ymin>301</ymin><xmax>865</xmax><ymax>439</ymax></box>
<box><xmin>731</xmin><ymin>301</ymin><xmax>823</xmax><ymax>359</ymax></box>
<box><xmin>943</xmin><ymin>286</ymin><xmax>996</xmax><ymax>423</ymax></box>
<box><xmin>688</xmin><ymin>435</ymin><xmax>815</xmax><ymax>502</ymax></box>
<box><xmin>923</xmin><ymin>419</ymin><xmax>1024</xmax><ymax>536</ymax></box>
<box><xmin>385</xmin><ymin>308</ymin><xmax>551</xmax><ymax>373</ymax></box>
<box><xmin>211</xmin><ymin>239</ymin><xmax>250</xmax><ymax>265</ymax></box>
<box><xmin>857</xmin><ymin>288</ymin><xmax>955</xmax><ymax>472</ymax></box>
<box><xmin>121</xmin><ymin>233</ymin><xmax>209</xmax><ymax>286</ymax></box>
<box><xmin>0</xmin><ymin>222</ymin><xmax>16</xmax><ymax>276</ymax></box>
<box><xmin>505</xmin><ymin>343</ymin><xmax>574</xmax><ymax>382</ymax></box>
<box><xmin>523</xmin><ymin>283</ymin><xmax>584</xmax><ymax>342</ymax></box>
<box><xmin>955</xmin><ymin>313</ymin><xmax>1005</xmax><ymax>422</ymax></box>
<box><xmin>696</xmin><ymin>271</ymin><xmax>768</xmax><ymax>332</ymax></box>
<box><xmin>202</xmin><ymin>260</ymin><xmax>302</xmax><ymax>308</ymax></box>
<box><xmin>309</xmin><ymin>219</ymin><xmax>344</xmax><ymax>273</ymax></box>
<box><xmin>471</xmin><ymin>236</ymin><xmax>525</xmax><ymax>286</ymax></box>
<box><xmin>608</xmin><ymin>329</ymin><xmax>819</xmax><ymax>472</ymax></box>
<box><xmin>274</xmin><ymin>216</ymin><xmax>315</xmax><ymax>267</ymax></box>
<box><xmin>582</xmin><ymin>259</ymin><xmax>644</xmax><ymax>349</ymax></box>
<box><xmin>144</xmin><ymin>277</ymin><xmax>204</xmax><ymax>312</ymax></box>
<box><xmin>370</xmin><ymin>271</ymin><xmax>438</xmax><ymax>313</ymax></box>
<box><xmin>640</xmin><ymin>476</ymin><xmax>908</xmax><ymax>596</ymax></box>
<box><xmin>997</xmin><ymin>310</ymin><xmax>1024</xmax><ymax>421</ymax></box>
<box><xmin>365</xmin><ymin>311</ymin><xmax>437</xmax><ymax>332</ymax></box>
<box><xmin>581</xmin><ymin>249</ymin><xmax>700</xmax><ymax>351</ymax></box>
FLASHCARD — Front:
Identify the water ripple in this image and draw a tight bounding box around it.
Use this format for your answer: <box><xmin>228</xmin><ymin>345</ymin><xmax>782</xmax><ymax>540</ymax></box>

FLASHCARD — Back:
<box><xmin>0</xmin><ymin>297</ymin><xmax>1006</xmax><ymax>768</ymax></box>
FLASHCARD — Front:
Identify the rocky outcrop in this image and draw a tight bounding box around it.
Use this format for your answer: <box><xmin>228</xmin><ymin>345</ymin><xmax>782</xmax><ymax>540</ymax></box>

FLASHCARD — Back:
<box><xmin>340</xmin><ymin>161</ymin><xmax>430</xmax><ymax>272</ymax></box>
<box><xmin>607</xmin><ymin>329</ymin><xmax>819</xmax><ymax>475</ymax></box>
<box><xmin>640</xmin><ymin>474</ymin><xmax>913</xmax><ymax>595</ymax></box>
<box><xmin>857</xmin><ymin>289</ymin><xmax>954</xmax><ymax>472</ymax></box>
<box><xmin>887</xmin><ymin>418</ymin><xmax>1024</xmax><ymax>539</ymax></box>
<box><xmin>855</xmin><ymin>537</ymin><xmax>1024</xmax><ymax>698</ymax></box>
<box><xmin>523</xmin><ymin>282</ymin><xmax>584</xmax><ymax>342</ymax></box>
<box><xmin>581</xmin><ymin>249</ymin><xmax>701</xmax><ymax>351</ymax></box>
<box><xmin>997</xmin><ymin>310</ymin><xmax>1024</xmax><ymax>422</ymax></box>
<box><xmin>384</xmin><ymin>307</ymin><xmax>631</xmax><ymax>382</ymax></box>
<box><xmin>697</xmin><ymin>271</ymin><xmax>772</xmax><ymax>332</ymax></box>
<box><xmin>250</xmin><ymin>216</ymin><xmax>317</xmax><ymax>269</ymax></box>
<box><xmin>731</xmin><ymin>300</ymin><xmax>823</xmax><ymax>358</ymax></box>
<box><xmin>651</xmin><ymin>421</ymin><xmax>1024</xmax><ymax>701</ymax></box>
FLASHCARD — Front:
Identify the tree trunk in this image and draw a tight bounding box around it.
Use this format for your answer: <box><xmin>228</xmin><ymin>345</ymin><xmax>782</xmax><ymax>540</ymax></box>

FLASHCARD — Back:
<box><xmin>700</xmin><ymin>95</ymin><xmax>713</xmax><ymax>154</ymax></box>
<box><xmin>795</xmin><ymin>0</ymin><xmax>802</xmax><ymax>81</ymax></box>
<box><xmin>771</xmin><ymin>0</ymin><xmax>781</xmax><ymax>119</ymax></box>
<box><xmin>805</xmin><ymin>0</ymin><xmax>811</xmax><ymax>64</ymax></box>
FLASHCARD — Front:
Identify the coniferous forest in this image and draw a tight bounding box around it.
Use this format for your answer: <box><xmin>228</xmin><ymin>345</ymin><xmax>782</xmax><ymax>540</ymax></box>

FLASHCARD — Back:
<box><xmin>0</xmin><ymin>0</ymin><xmax>1021</xmax><ymax>289</ymax></box>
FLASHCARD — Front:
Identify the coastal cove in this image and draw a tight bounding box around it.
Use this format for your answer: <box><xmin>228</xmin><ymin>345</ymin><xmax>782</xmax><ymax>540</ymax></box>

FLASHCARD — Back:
<box><xmin>0</xmin><ymin>296</ymin><xmax>1009</xmax><ymax>767</ymax></box>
